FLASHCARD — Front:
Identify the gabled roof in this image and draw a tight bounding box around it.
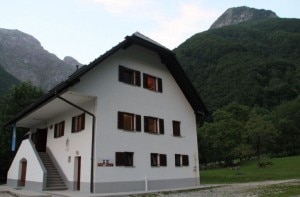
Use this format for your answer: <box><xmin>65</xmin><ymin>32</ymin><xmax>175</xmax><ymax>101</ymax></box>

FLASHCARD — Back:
<box><xmin>6</xmin><ymin>32</ymin><xmax>208</xmax><ymax>126</ymax></box>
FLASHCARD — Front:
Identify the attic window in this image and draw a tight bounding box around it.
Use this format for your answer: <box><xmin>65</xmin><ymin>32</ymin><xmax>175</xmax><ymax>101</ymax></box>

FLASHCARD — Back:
<box><xmin>119</xmin><ymin>65</ymin><xmax>141</xmax><ymax>86</ymax></box>
<box><xmin>143</xmin><ymin>73</ymin><xmax>162</xmax><ymax>92</ymax></box>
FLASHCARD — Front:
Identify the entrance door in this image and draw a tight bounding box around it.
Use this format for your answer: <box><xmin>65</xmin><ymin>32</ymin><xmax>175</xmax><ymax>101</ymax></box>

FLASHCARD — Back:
<box><xmin>33</xmin><ymin>129</ymin><xmax>47</xmax><ymax>152</ymax></box>
<box><xmin>19</xmin><ymin>160</ymin><xmax>27</xmax><ymax>186</ymax></box>
<box><xmin>74</xmin><ymin>156</ymin><xmax>81</xmax><ymax>190</ymax></box>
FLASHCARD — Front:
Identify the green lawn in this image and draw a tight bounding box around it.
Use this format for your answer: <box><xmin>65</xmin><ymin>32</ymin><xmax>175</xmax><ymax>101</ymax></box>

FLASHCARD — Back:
<box><xmin>200</xmin><ymin>155</ymin><xmax>300</xmax><ymax>184</ymax></box>
<box><xmin>250</xmin><ymin>181</ymin><xmax>300</xmax><ymax>197</ymax></box>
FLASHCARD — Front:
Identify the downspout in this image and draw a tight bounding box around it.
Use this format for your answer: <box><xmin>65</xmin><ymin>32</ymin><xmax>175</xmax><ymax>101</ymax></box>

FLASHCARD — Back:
<box><xmin>11</xmin><ymin>123</ymin><xmax>16</xmax><ymax>151</ymax></box>
<box><xmin>56</xmin><ymin>95</ymin><xmax>95</xmax><ymax>193</ymax></box>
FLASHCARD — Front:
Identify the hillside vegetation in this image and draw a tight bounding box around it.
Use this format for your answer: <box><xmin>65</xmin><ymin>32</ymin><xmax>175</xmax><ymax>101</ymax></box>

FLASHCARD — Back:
<box><xmin>0</xmin><ymin>65</ymin><xmax>19</xmax><ymax>96</ymax></box>
<box><xmin>175</xmin><ymin>18</ymin><xmax>300</xmax><ymax>111</ymax></box>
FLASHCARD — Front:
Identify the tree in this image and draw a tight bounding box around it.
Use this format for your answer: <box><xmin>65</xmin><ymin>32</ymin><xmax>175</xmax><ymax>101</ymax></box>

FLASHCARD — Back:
<box><xmin>0</xmin><ymin>82</ymin><xmax>43</xmax><ymax>183</ymax></box>
<box><xmin>244</xmin><ymin>112</ymin><xmax>278</xmax><ymax>161</ymax></box>
<box><xmin>271</xmin><ymin>96</ymin><xmax>300</xmax><ymax>155</ymax></box>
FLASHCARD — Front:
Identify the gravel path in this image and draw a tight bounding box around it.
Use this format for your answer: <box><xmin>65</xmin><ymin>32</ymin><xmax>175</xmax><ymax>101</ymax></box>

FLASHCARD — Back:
<box><xmin>132</xmin><ymin>179</ymin><xmax>300</xmax><ymax>197</ymax></box>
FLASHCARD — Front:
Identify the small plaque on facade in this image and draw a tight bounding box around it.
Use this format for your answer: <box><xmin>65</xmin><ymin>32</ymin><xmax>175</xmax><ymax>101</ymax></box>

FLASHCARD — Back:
<box><xmin>97</xmin><ymin>159</ymin><xmax>114</xmax><ymax>167</ymax></box>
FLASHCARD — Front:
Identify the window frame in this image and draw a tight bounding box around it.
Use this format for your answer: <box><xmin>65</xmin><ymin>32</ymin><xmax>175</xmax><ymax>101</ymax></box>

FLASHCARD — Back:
<box><xmin>115</xmin><ymin>152</ymin><xmax>134</xmax><ymax>167</ymax></box>
<box><xmin>151</xmin><ymin>153</ymin><xmax>167</xmax><ymax>167</ymax></box>
<box><xmin>118</xmin><ymin>112</ymin><xmax>141</xmax><ymax>132</ymax></box>
<box><xmin>72</xmin><ymin>113</ymin><xmax>85</xmax><ymax>133</ymax></box>
<box><xmin>54</xmin><ymin>121</ymin><xmax>65</xmax><ymax>138</ymax></box>
<box><xmin>143</xmin><ymin>73</ymin><xmax>162</xmax><ymax>93</ymax></box>
<box><xmin>119</xmin><ymin>65</ymin><xmax>141</xmax><ymax>86</ymax></box>
<box><xmin>175</xmin><ymin>154</ymin><xmax>189</xmax><ymax>167</ymax></box>
<box><xmin>172</xmin><ymin>121</ymin><xmax>181</xmax><ymax>137</ymax></box>
<box><xmin>144</xmin><ymin>116</ymin><xmax>164</xmax><ymax>134</ymax></box>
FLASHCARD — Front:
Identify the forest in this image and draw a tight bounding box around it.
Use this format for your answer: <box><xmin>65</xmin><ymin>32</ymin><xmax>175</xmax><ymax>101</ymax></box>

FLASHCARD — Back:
<box><xmin>174</xmin><ymin>18</ymin><xmax>300</xmax><ymax>165</ymax></box>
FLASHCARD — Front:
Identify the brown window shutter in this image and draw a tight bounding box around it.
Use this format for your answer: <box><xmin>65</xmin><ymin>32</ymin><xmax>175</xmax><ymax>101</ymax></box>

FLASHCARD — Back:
<box><xmin>81</xmin><ymin>113</ymin><xmax>85</xmax><ymax>130</ymax></box>
<box><xmin>173</xmin><ymin>121</ymin><xmax>181</xmax><ymax>136</ymax></box>
<box><xmin>118</xmin><ymin>112</ymin><xmax>124</xmax><ymax>129</ymax></box>
<box><xmin>160</xmin><ymin>154</ymin><xmax>167</xmax><ymax>166</ymax></box>
<box><xmin>157</xmin><ymin>78</ymin><xmax>163</xmax><ymax>92</ymax></box>
<box><xmin>175</xmin><ymin>154</ymin><xmax>181</xmax><ymax>166</ymax></box>
<box><xmin>125</xmin><ymin>152</ymin><xmax>134</xmax><ymax>166</ymax></box>
<box><xmin>135</xmin><ymin>71</ymin><xmax>141</xmax><ymax>86</ymax></box>
<box><xmin>72</xmin><ymin>117</ymin><xmax>76</xmax><ymax>133</ymax></box>
<box><xmin>135</xmin><ymin>115</ymin><xmax>141</xmax><ymax>131</ymax></box>
<box><xmin>54</xmin><ymin>124</ymin><xmax>58</xmax><ymax>138</ymax></box>
<box><xmin>143</xmin><ymin>73</ymin><xmax>148</xmax><ymax>88</ymax></box>
<box><xmin>62</xmin><ymin>121</ymin><xmax>65</xmax><ymax>136</ymax></box>
<box><xmin>119</xmin><ymin>66</ymin><xmax>124</xmax><ymax>82</ymax></box>
<box><xmin>144</xmin><ymin>116</ymin><xmax>149</xmax><ymax>132</ymax></box>
<box><xmin>159</xmin><ymin>119</ymin><xmax>164</xmax><ymax>134</ymax></box>
<box><xmin>116</xmin><ymin>152</ymin><xmax>125</xmax><ymax>166</ymax></box>
<box><xmin>151</xmin><ymin>153</ymin><xmax>157</xmax><ymax>166</ymax></box>
<box><xmin>182</xmin><ymin>155</ymin><xmax>189</xmax><ymax>166</ymax></box>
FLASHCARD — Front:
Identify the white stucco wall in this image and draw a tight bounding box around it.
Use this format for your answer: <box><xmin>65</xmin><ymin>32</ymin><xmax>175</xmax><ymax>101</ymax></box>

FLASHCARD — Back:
<box><xmin>7</xmin><ymin>139</ymin><xmax>44</xmax><ymax>183</ymax></box>
<box><xmin>71</xmin><ymin>44</ymin><xmax>200</xmax><ymax>184</ymax></box>
<box><xmin>45</xmin><ymin>101</ymin><xmax>95</xmax><ymax>184</ymax></box>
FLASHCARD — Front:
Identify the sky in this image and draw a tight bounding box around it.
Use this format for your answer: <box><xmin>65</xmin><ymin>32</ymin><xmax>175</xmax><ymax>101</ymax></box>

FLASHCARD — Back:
<box><xmin>1</xmin><ymin>0</ymin><xmax>300</xmax><ymax>64</ymax></box>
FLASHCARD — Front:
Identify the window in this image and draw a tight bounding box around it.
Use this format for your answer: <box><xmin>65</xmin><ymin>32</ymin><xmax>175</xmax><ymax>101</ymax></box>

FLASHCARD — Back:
<box><xmin>119</xmin><ymin>65</ymin><xmax>141</xmax><ymax>86</ymax></box>
<box><xmin>151</xmin><ymin>153</ymin><xmax>167</xmax><ymax>167</ymax></box>
<box><xmin>173</xmin><ymin>121</ymin><xmax>181</xmax><ymax>136</ymax></box>
<box><xmin>144</xmin><ymin>116</ymin><xmax>164</xmax><ymax>134</ymax></box>
<box><xmin>54</xmin><ymin>121</ymin><xmax>65</xmax><ymax>138</ymax></box>
<box><xmin>118</xmin><ymin>112</ymin><xmax>141</xmax><ymax>132</ymax></box>
<box><xmin>143</xmin><ymin>74</ymin><xmax>162</xmax><ymax>92</ymax></box>
<box><xmin>72</xmin><ymin>113</ymin><xmax>85</xmax><ymax>133</ymax></box>
<box><xmin>175</xmin><ymin>154</ymin><xmax>189</xmax><ymax>167</ymax></box>
<box><xmin>115</xmin><ymin>152</ymin><xmax>134</xmax><ymax>166</ymax></box>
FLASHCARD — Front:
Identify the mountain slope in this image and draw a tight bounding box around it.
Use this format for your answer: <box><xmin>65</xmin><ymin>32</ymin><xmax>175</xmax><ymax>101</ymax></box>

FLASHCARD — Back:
<box><xmin>0</xmin><ymin>28</ymin><xmax>80</xmax><ymax>90</ymax></box>
<box><xmin>174</xmin><ymin>18</ymin><xmax>300</xmax><ymax>111</ymax></box>
<box><xmin>210</xmin><ymin>6</ymin><xmax>278</xmax><ymax>29</ymax></box>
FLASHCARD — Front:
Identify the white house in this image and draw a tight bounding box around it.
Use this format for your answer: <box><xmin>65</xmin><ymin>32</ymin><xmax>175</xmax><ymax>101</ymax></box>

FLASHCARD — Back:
<box><xmin>6</xmin><ymin>32</ymin><xmax>208</xmax><ymax>194</ymax></box>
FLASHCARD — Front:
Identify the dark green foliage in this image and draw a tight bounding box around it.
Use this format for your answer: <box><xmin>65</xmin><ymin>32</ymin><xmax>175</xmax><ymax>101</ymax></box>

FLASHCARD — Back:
<box><xmin>0</xmin><ymin>82</ymin><xmax>44</xmax><ymax>183</ymax></box>
<box><xmin>270</xmin><ymin>97</ymin><xmax>300</xmax><ymax>156</ymax></box>
<box><xmin>174</xmin><ymin>18</ymin><xmax>300</xmax><ymax>111</ymax></box>
<box><xmin>0</xmin><ymin>65</ymin><xmax>19</xmax><ymax>96</ymax></box>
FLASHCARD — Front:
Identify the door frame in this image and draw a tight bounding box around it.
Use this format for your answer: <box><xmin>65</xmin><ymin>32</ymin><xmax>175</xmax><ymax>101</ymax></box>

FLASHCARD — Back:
<box><xmin>19</xmin><ymin>159</ymin><xmax>27</xmax><ymax>186</ymax></box>
<box><xmin>74</xmin><ymin>156</ymin><xmax>81</xmax><ymax>190</ymax></box>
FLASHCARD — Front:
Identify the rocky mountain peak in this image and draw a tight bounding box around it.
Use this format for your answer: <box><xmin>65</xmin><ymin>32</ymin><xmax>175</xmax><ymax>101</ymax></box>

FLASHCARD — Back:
<box><xmin>63</xmin><ymin>56</ymin><xmax>83</xmax><ymax>68</ymax></box>
<box><xmin>210</xmin><ymin>6</ymin><xmax>278</xmax><ymax>29</ymax></box>
<box><xmin>0</xmin><ymin>28</ymin><xmax>75</xmax><ymax>90</ymax></box>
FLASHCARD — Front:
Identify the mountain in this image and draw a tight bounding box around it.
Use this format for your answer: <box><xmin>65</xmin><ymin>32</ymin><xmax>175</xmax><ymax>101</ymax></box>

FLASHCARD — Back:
<box><xmin>210</xmin><ymin>6</ymin><xmax>278</xmax><ymax>29</ymax></box>
<box><xmin>63</xmin><ymin>56</ymin><xmax>83</xmax><ymax>67</ymax></box>
<box><xmin>174</xmin><ymin>18</ymin><xmax>300</xmax><ymax>111</ymax></box>
<box><xmin>0</xmin><ymin>28</ymin><xmax>81</xmax><ymax>91</ymax></box>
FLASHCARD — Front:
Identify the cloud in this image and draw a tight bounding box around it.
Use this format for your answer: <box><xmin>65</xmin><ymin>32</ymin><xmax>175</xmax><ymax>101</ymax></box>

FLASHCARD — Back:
<box><xmin>149</xmin><ymin>1</ymin><xmax>219</xmax><ymax>49</ymax></box>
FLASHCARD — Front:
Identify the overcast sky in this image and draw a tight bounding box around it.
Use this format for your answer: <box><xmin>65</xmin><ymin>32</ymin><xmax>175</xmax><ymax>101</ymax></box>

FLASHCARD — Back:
<box><xmin>1</xmin><ymin>0</ymin><xmax>300</xmax><ymax>64</ymax></box>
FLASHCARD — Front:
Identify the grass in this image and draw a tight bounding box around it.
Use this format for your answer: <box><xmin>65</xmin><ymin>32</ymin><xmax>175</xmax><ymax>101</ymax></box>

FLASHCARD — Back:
<box><xmin>200</xmin><ymin>155</ymin><xmax>300</xmax><ymax>184</ymax></box>
<box><xmin>249</xmin><ymin>180</ymin><xmax>300</xmax><ymax>197</ymax></box>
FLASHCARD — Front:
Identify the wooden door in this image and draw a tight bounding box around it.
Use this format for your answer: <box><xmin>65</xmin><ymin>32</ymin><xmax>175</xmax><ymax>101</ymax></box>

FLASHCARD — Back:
<box><xmin>34</xmin><ymin>129</ymin><xmax>47</xmax><ymax>152</ymax></box>
<box><xmin>75</xmin><ymin>156</ymin><xmax>81</xmax><ymax>190</ymax></box>
<box><xmin>19</xmin><ymin>160</ymin><xmax>27</xmax><ymax>186</ymax></box>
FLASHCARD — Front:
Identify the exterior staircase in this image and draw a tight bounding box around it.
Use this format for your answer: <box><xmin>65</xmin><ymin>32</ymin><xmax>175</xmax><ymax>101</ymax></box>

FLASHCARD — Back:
<box><xmin>38</xmin><ymin>152</ymin><xmax>67</xmax><ymax>191</ymax></box>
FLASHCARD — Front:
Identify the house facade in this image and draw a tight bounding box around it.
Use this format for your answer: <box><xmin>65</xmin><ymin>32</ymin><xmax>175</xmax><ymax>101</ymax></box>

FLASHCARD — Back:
<box><xmin>6</xmin><ymin>32</ymin><xmax>208</xmax><ymax>194</ymax></box>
